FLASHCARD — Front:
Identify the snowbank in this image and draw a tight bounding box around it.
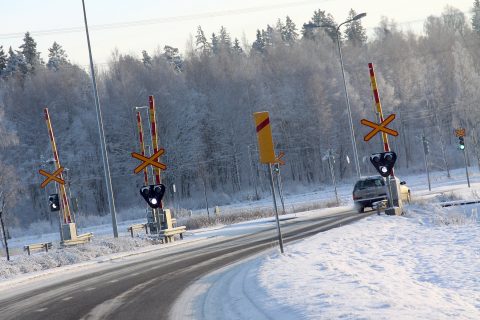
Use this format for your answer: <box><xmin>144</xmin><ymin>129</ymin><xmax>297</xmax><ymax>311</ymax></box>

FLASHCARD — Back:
<box><xmin>0</xmin><ymin>236</ymin><xmax>153</xmax><ymax>280</ymax></box>
<box><xmin>258</xmin><ymin>205</ymin><xmax>480</xmax><ymax>319</ymax></box>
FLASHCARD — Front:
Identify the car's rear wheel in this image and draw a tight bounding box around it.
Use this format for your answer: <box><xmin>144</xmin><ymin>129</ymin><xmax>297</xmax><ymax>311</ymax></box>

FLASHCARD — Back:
<box><xmin>356</xmin><ymin>206</ymin><xmax>365</xmax><ymax>213</ymax></box>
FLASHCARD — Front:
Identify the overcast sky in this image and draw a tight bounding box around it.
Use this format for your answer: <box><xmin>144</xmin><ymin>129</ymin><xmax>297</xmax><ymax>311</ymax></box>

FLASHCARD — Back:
<box><xmin>0</xmin><ymin>0</ymin><xmax>473</xmax><ymax>67</ymax></box>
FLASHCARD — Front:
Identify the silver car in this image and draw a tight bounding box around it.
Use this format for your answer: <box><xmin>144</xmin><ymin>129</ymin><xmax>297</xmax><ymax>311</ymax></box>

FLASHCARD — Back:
<box><xmin>353</xmin><ymin>175</ymin><xmax>410</xmax><ymax>213</ymax></box>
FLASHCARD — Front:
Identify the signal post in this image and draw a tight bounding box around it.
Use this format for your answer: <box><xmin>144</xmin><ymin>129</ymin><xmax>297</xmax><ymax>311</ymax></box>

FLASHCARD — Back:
<box><xmin>41</xmin><ymin>108</ymin><xmax>77</xmax><ymax>241</ymax></box>
<box><xmin>131</xmin><ymin>95</ymin><xmax>184</xmax><ymax>239</ymax></box>
<box><xmin>39</xmin><ymin>108</ymin><xmax>94</xmax><ymax>244</ymax></box>
<box><xmin>366</xmin><ymin>63</ymin><xmax>403</xmax><ymax>215</ymax></box>
<box><xmin>455</xmin><ymin>128</ymin><xmax>470</xmax><ymax>188</ymax></box>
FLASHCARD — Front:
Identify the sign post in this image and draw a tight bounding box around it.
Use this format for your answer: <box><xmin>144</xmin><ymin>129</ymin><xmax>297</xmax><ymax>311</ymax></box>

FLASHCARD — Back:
<box><xmin>324</xmin><ymin>150</ymin><xmax>339</xmax><ymax>206</ymax></box>
<box><xmin>455</xmin><ymin>128</ymin><xmax>470</xmax><ymax>188</ymax></box>
<box><xmin>0</xmin><ymin>193</ymin><xmax>9</xmax><ymax>261</ymax></box>
<box><xmin>253</xmin><ymin>111</ymin><xmax>284</xmax><ymax>254</ymax></box>
<box><xmin>422</xmin><ymin>135</ymin><xmax>431</xmax><ymax>191</ymax></box>
<box><xmin>273</xmin><ymin>152</ymin><xmax>286</xmax><ymax>214</ymax></box>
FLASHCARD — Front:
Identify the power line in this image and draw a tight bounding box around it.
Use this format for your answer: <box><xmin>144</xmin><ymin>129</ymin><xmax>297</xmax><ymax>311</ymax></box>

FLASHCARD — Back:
<box><xmin>0</xmin><ymin>3</ymin><xmax>472</xmax><ymax>40</ymax></box>
<box><xmin>0</xmin><ymin>0</ymin><xmax>334</xmax><ymax>40</ymax></box>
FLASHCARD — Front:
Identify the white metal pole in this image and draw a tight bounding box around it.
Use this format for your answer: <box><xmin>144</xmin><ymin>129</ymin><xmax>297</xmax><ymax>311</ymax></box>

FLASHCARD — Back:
<box><xmin>336</xmin><ymin>27</ymin><xmax>361</xmax><ymax>178</ymax></box>
<box><xmin>81</xmin><ymin>0</ymin><xmax>118</xmax><ymax>237</ymax></box>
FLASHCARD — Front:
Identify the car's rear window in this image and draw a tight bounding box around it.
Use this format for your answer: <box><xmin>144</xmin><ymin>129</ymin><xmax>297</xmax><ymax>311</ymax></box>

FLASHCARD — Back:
<box><xmin>354</xmin><ymin>178</ymin><xmax>385</xmax><ymax>190</ymax></box>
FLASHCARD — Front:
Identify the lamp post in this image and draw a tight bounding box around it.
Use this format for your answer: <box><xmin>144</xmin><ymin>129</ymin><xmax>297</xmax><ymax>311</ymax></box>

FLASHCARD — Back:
<box><xmin>81</xmin><ymin>0</ymin><xmax>118</xmax><ymax>237</ymax></box>
<box><xmin>304</xmin><ymin>12</ymin><xmax>366</xmax><ymax>178</ymax></box>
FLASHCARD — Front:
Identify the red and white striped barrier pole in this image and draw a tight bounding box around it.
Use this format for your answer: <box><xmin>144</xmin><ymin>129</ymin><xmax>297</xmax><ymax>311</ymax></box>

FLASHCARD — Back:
<box><xmin>368</xmin><ymin>63</ymin><xmax>391</xmax><ymax>153</ymax></box>
<box><xmin>136</xmin><ymin>111</ymin><xmax>149</xmax><ymax>186</ymax></box>
<box><xmin>148</xmin><ymin>96</ymin><xmax>161</xmax><ymax>185</ymax></box>
<box><xmin>44</xmin><ymin>108</ymin><xmax>72</xmax><ymax>223</ymax></box>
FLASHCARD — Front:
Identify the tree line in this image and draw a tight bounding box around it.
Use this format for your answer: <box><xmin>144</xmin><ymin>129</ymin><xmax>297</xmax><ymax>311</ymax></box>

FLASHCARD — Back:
<box><xmin>1</xmin><ymin>3</ymin><xmax>480</xmax><ymax>228</ymax></box>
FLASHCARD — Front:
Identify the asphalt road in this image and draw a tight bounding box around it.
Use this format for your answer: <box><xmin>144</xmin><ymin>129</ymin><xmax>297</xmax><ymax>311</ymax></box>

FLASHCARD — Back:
<box><xmin>0</xmin><ymin>209</ymin><xmax>372</xmax><ymax>320</ymax></box>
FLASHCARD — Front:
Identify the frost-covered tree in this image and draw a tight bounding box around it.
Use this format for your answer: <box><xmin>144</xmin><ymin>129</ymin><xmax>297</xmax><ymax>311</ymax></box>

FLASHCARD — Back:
<box><xmin>3</xmin><ymin>47</ymin><xmax>27</xmax><ymax>77</ymax></box>
<box><xmin>232</xmin><ymin>38</ymin><xmax>243</xmax><ymax>54</ymax></box>
<box><xmin>195</xmin><ymin>26</ymin><xmax>210</xmax><ymax>55</ymax></box>
<box><xmin>302</xmin><ymin>9</ymin><xmax>337</xmax><ymax>41</ymax></box>
<box><xmin>344</xmin><ymin>9</ymin><xmax>367</xmax><ymax>46</ymax></box>
<box><xmin>19</xmin><ymin>32</ymin><xmax>42</xmax><ymax>72</ymax></box>
<box><xmin>0</xmin><ymin>46</ymin><xmax>6</xmax><ymax>74</ymax></box>
<box><xmin>219</xmin><ymin>26</ymin><xmax>232</xmax><ymax>52</ymax></box>
<box><xmin>211</xmin><ymin>33</ymin><xmax>219</xmax><ymax>54</ymax></box>
<box><xmin>473</xmin><ymin>0</ymin><xmax>480</xmax><ymax>34</ymax></box>
<box><xmin>141</xmin><ymin>50</ymin><xmax>152</xmax><ymax>66</ymax></box>
<box><xmin>441</xmin><ymin>6</ymin><xmax>467</xmax><ymax>34</ymax></box>
<box><xmin>163</xmin><ymin>45</ymin><xmax>183</xmax><ymax>71</ymax></box>
<box><xmin>252</xmin><ymin>30</ymin><xmax>265</xmax><ymax>53</ymax></box>
<box><xmin>47</xmin><ymin>42</ymin><xmax>69</xmax><ymax>71</ymax></box>
<box><xmin>283</xmin><ymin>16</ymin><xmax>298</xmax><ymax>44</ymax></box>
<box><xmin>275</xmin><ymin>18</ymin><xmax>285</xmax><ymax>41</ymax></box>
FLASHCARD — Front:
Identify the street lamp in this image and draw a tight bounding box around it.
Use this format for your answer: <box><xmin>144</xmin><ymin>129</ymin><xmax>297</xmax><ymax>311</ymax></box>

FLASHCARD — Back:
<box><xmin>81</xmin><ymin>0</ymin><xmax>119</xmax><ymax>237</ymax></box>
<box><xmin>304</xmin><ymin>12</ymin><xmax>366</xmax><ymax>178</ymax></box>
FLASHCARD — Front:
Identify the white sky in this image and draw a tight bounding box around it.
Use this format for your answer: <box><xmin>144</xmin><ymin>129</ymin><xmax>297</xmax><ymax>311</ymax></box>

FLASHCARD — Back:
<box><xmin>0</xmin><ymin>0</ymin><xmax>473</xmax><ymax>67</ymax></box>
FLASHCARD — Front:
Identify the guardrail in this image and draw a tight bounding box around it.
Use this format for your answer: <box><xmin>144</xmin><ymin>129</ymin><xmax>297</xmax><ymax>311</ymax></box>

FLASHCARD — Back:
<box><xmin>24</xmin><ymin>242</ymin><xmax>53</xmax><ymax>255</ymax></box>
<box><xmin>159</xmin><ymin>226</ymin><xmax>187</xmax><ymax>243</ymax></box>
<box><xmin>127</xmin><ymin>223</ymin><xmax>149</xmax><ymax>237</ymax></box>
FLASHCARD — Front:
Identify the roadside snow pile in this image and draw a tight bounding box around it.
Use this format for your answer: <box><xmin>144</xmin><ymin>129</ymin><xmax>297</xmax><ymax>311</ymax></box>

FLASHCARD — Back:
<box><xmin>0</xmin><ymin>236</ymin><xmax>153</xmax><ymax>280</ymax></box>
<box><xmin>258</xmin><ymin>207</ymin><xmax>480</xmax><ymax>320</ymax></box>
<box><xmin>414</xmin><ymin>204</ymin><xmax>479</xmax><ymax>226</ymax></box>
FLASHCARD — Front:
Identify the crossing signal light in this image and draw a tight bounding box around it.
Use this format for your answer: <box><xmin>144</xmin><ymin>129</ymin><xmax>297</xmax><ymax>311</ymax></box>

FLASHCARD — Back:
<box><xmin>459</xmin><ymin>136</ymin><xmax>465</xmax><ymax>150</ymax></box>
<box><xmin>369</xmin><ymin>151</ymin><xmax>397</xmax><ymax>177</ymax></box>
<box><xmin>48</xmin><ymin>193</ymin><xmax>60</xmax><ymax>212</ymax></box>
<box><xmin>273</xmin><ymin>163</ymin><xmax>280</xmax><ymax>174</ymax></box>
<box><xmin>140</xmin><ymin>184</ymin><xmax>165</xmax><ymax>208</ymax></box>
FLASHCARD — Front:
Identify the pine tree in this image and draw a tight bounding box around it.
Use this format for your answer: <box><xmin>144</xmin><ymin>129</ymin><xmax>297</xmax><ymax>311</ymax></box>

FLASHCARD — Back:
<box><xmin>344</xmin><ymin>9</ymin><xmax>367</xmax><ymax>46</ymax></box>
<box><xmin>195</xmin><ymin>26</ymin><xmax>210</xmax><ymax>55</ymax></box>
<box><xmin>3</xmin><ymin>47</ymin><xmax>27</xmax><ymax>77</ymax></box>
<box><xmin>19</xmin><ymin>32</ymin><xmax>41</xmax><ymax>72</ymax></box>
<box><xmin>252</xmin><ymin>30</ymin><xmax>265</xmax><ymax>53</ymax></box>
<box><xmin>211</xmin><ymin>33</ymin><xmax>219</xmax><ymax>54</ymax></box>
<box><xmin>344</xmin><ymin>9</ymin><xmax>367</xmax><ymax>45</ymax></box>
<box><xmin>302</xmin><ymin>9</ymin><xmax>337</xmax><ymax>41</ymax></box>
<box><xmin>219</xmin><ymin>26</ymin><xmax>232</xmax><ymax>52</ymax></box>
<box><xmin>0</xmin><ymin>46</ymin><xmax>6</xmax><ymax>74</ymax></box>
<box><xmin>47</xmin><ymin>42</ymin><xmax>69</xmax><ymax>71</ymax></box>
<box><xmin>261</xmin><ymin>29</ymin><xmax>270</xmax><ymax>48</ymax></box>
<box><xmin>163</xmin><ymin>45</ymin><xmax>183</xmax><ymax>71</ymax></box>
<box><xmin>141</xmin><ymin>50</ymin><xmax>152</xmax><ymax>66</ymax></box>
<box><xmin>276</xmin><ymin>19</ymin><xmax>286</xmax><ymax>41</ymax></box>
<box><xmin>232</xmin><ymin>38</ymin><xmax>243</xmax><ymax>54</ymax></box>
<box><xmin>283</xmin><ymin>16</ymin><xmax>298</xmax><ymax>44</ymax></box>
<box><xmin>263</xmin><ymin>25</ymin><xmax>274</xmax><ymax>47</ymax></box>
<box><xmin>473</xmin><ymin>0</ymin><xmax>480</xmax><ymax>34</ymax></box>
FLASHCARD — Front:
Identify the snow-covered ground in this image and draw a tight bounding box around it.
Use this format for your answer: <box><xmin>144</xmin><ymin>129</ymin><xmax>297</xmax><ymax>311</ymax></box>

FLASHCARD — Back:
<box><xmin>173</xmin><ymin>200</ymin><xmax>480</xmax><ymax>320</ymax></box>
<box><xmin>1</xmin><ymin>167</ymin><xmax>480</xmax><ymax>319</ymax></box>
<box><xmin>257</xmin><ymin>205</ymin><xmax>480</xmax><ymax>319</ymax></box>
